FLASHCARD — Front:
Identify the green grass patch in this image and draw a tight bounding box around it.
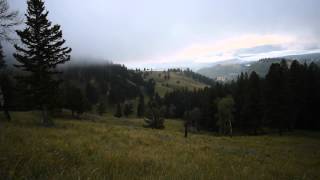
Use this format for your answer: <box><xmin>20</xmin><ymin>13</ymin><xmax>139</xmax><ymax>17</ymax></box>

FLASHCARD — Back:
<box><xmin>145</xmin><ymin>71</ymin><xmax>208</xmax><ymax>97</ymax></box>
<box><xmin>0</xmin><ymin>112</ymin><xmax>320</xmax><ymax>179</ymax></box>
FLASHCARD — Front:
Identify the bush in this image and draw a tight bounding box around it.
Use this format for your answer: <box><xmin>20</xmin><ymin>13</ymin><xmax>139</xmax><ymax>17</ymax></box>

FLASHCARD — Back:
<box><xmin>114</xmin><ymin>104</ymin><xmax>122</xmax><ymax>118</ymax></box>
<box><xmin>97</xmin><ymin>101</ymin><xmax>107</xmax><ymax>116</ymax></box>
<box><xmin>143</xmin><ymin>101</ymin><xmax>165</xmax><ymax>129</ymax></box>
<box><xmin>123</xmin><ymin>102</ymin><xmax>133</xmax><ymax>117</ymax></box>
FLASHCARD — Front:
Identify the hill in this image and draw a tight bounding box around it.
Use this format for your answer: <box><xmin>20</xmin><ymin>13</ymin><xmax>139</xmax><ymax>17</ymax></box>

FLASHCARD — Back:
<box><xmin>143</xmin><ymin>70</ymin><xmax>210</xmax><ymax>97</ymax></box>
<box><xmin>197</xmin><ymin>53</ymin><xmax>320</xmax><ymax>81</ymax></box>
<box><xmin>0</xmin><ymin>112</ymin><xmax>319</xmax><ymax>179</ymax></box>
<box><xmin>197</xmin><ymin>63</ymin><xmax>246</xmax><ymax>81</ymax></box>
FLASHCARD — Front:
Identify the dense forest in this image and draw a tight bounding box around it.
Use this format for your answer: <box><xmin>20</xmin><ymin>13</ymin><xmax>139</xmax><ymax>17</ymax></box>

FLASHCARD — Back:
<box><xmin>164</xmin><ymin>60</ymin><xmax>320</xmax><ymax>135</ymax></box>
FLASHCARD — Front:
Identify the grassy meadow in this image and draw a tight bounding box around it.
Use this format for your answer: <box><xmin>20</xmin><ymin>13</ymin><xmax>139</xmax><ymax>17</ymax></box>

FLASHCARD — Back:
<box><xmin>144</xmin><ymin>71</ymin><xmax>208</xmax><ymax>96</ymax></box>
<box><xmin>0</xmin><ymin>112</ymin><xmax>320</xmax><ymax>179</ymax></box>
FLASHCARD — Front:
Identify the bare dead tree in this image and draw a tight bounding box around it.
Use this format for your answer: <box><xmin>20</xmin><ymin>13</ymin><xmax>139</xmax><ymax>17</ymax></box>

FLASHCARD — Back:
<box><xmin>0</xmin><ymin>0</ymin><xmax>21</xmax><ymax>42</ymax></box>
<box><xmin>0</xmin><ymin>0</ymin><xmax>20</xmax><ymax>122</ymax></box>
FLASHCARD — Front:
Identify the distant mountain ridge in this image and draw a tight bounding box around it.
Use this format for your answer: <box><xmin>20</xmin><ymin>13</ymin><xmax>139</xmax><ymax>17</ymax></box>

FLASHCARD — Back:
<box><xmin>197</xmin><ymin>53</ymin><xmax>320</xmax><ymax>81</ymax></box>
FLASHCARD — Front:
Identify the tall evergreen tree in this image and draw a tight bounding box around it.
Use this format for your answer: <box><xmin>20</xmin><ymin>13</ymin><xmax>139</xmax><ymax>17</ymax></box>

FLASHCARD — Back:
<box><xmin>246</xmin><ymin>71</ymin><xmax>262</xmax><ymax>134</ymax></box>
<box><xmin>0</xmin><ymin>42</ymin><xmax>11</xmax><ymax>121</ymax></box>
<box><xmin>145</xmin><ymin>79</ymin><xmax>156</xmax><ymax>97</ymax></box>
<box><xmin>144</xmin><ymin>99</ymin><xmax>165</xmax><ymax>129</ymax></box>
<box><xmin>305</xmin><ymin>62</ymin><xmax>319</xmax><ymax>130</ymax></box>
<box><xmin>215</xmin><ymin>96</ymin><xmax>234</xmax><ymax>137</ymax></box>
<box><xmin>188</xmin><ymin>107</ymin><xmax>202</xmax><ymax>131</ymax></box>
<box><xmin>64</xmin><ymin>85</ymin><xmax>90</xmax><ymax>118</ymax></box>
<box><xmin>0</xmin><ymin>74</ymin><xmax>12</xmax><ymax>121</ymax></box>
<box><xmin>288</xmin><ymin>60</ymin><xmax>304</xmax><ymax>129</ymax></box>
<box><xmin>114</xmin><ymin>103</ymin><xmax>122</xmax><ymax>118</ymax></box>
<box><xmin>137</xmin><ymin>94</ymin><xmax>145</xmax><ymax>117</ymax></box>
<box><xmin>85</xmin><ymin>83</ymin><xmax>99</xmax><ymax>105</ymax></box>
<box><xmin>97</xmin><ymin>100</ymin><xmax>107</xmax><ymax>116</ymax></box>
<box><xmin>234</xmin><ymin>72</ymin><xmax>249</xmax><ymax>130</ymax></box>
<box><xmin>123</xmin><ymin>102</ymin><xmax>133</xmax><ymax>117</ymax></box>
<box><xmin>264</xmin><ymin>62</ymin><xmax>289</xmax><ymax>135</ymax></box>
<box><xmin>14</xmin><ymin>0</ymin><xmax>71</xmax><ymax>126</ymax></box>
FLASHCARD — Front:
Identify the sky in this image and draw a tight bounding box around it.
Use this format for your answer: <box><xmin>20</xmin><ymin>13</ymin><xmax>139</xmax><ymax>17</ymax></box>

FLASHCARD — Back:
<box><xmin>8</xmin><ymin>0</ymin><xmax>320</xmax><ymax>69</ymax></box>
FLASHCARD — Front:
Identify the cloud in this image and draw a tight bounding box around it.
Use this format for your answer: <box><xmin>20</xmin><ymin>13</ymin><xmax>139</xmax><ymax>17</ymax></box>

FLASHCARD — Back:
<box><xmin>9</xmin><ymin>0</ymin><xmax>320</xmax><ymax>68</ymax></box>
<box><xmin>131</xmin><ymin>33</ymin><xmax>320</xmax><ymax>69</ymax></box>
<box><xmin>236</xmin><ymin>45</ymin><xmax>284</xmax><ymax>54</ymax></box>
<box><xmin>239</xmin><ymin>49</ymin><xmax>320</xmax><ymax>62</ymax></box>
<box><xmin>147</xmin><ymin>34</ymin><xmax>296</xmax><ymax>63</ymax></box>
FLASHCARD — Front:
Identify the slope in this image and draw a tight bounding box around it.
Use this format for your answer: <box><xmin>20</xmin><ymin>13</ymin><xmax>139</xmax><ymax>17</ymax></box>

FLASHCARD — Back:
<box><xmin>143</xmin><ymin>71</ymin><xmax>209</xmax><ymax>97</ymax></box>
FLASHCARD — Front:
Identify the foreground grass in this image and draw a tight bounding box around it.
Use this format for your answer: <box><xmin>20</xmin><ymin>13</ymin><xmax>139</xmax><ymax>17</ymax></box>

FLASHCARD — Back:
<box><xmin>0</xmin><ymin>112</ymin><xmax>320</xmax><ymax>179</ymax></box>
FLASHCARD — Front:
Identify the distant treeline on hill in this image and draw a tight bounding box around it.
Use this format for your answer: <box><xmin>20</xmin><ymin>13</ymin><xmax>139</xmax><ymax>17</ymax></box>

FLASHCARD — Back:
<box><xmin>1</xmin><ymin>62</ymin><xmax>148</xmax><ymax>115</ymax></box>
<box><xmin>197</xmin><ymin>53</ymin><xmax>320</xmax><ymax>81</ymax></box>
<box><xmin>136</xmin><ymin>67</ymin><xmax>216</xmax><ymax>86</ymax></box>
<box><xmin>163</xmin><ymin>68</ymin><xmax>216</xmax><ymax>86</ymax></box>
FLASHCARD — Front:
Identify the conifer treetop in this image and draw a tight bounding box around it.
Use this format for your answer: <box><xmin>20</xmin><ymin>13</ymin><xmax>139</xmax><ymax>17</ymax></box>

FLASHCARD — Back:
<box><xmin>14</xmin><ymin>0</ymin><xmax>71</xmax><ymax>73</ymax></box>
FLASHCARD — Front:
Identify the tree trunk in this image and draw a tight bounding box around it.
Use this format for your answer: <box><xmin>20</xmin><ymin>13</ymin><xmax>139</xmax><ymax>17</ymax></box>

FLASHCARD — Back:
<box><xmin>196</xmin><ymin>120</ymin><xmax>200</xmax><ymax>132</ymax></box>
<box><xmin>41</xmin><ymin>105</ymin><xmax>53</xmax><ymax>126</ymax></box>
<box><xmin>229</xmin><ymin>119</ymin><xmax>233</xmax><ymax>138</ymax></box>
<box><xmin>4</xmin><ymin>108</ymin><xmax>11</xmax><ymax>121</ymax></box>
<box><xmin>279</xmin><ymin>128</ymin><xmax>283</xmax><ymax>136</ymax></box>
<box><xmin>184</xmin><ymin>123</ymin><xmax>188</xmax><ymax>138</ymax></box>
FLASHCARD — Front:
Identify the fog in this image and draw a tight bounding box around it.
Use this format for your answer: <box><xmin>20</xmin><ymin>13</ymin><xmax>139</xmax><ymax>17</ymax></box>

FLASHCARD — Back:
<box><xmin>8</xmin><ymin>0</ymin><xmax>320</xmax><ymax>69</ymax></box>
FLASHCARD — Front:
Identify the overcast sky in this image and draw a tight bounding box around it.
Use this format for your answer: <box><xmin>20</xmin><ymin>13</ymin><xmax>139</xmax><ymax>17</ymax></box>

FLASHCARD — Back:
<box><xmin>9</xmin><ymin>0</ymin><xmax>320</xmax><ymax>69</ymax></box>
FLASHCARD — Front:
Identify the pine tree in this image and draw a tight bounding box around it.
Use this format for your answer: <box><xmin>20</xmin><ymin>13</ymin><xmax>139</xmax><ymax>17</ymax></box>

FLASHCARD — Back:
<box><xmin>146</xmin><ymin>79</ymin><xmax>156</xmax><ymax>97</ymax></box>
<box><xmin>0</xmin><ymin>42</ymin><xmax>11</xmax><ymax>121</ymax></box>
<box><xmin>123</xmin><ymin>102</ymin><xmax>133</xmax><ymax>117</ymax></box>
<box><xmin>215</xmin><ymin>96</ymin><xmax>234</xmax><ymax>137</ymax></box>
<box><xmin>97</xmin><ymin>101</ymin><xmax>107</xmax><ymax>116</ymax></box>
<box><xmin>114</xmin><ymin>103</ymin><xmax>122</xmax><ymax>118</ymax></box>
<box><xmin>137</xmin><ymin>94</ymin><xmax>145</xmax><ymax>117</ymax></box>
<box><xmin>247</xmin><ymin>71</ymin><xmax>262</xmax><ymax>134</ymax></box>
<box><xmin>305</xmin><ymin>63</ymin><xmax>319</xmax><ymax>130</ymax></box>
<box><xmin>188</xmin><ymin>107</ymin><xmax>201</xmax><ymax>131</ymax></box>
<box><xmin>0</xmin><ymin>74</ymin><xmax>12</xmax><ymax>121</ymax></box>
<box><xmin>288</xmin><ymin>60</ymin><xmax>304</xmax><ymax>129</ymax></box>
<box><xmin>64</xmin><ymin>85</ymin><xmax>90</xmax><ymax>118</ymax></box>
<box><xmin>264</xmin><ymin>62</ymin><xmax>288</xmax><ymax>135</ymax></box>
<box><xmin>234</xmin><ymin>72</ymin><xmax>249</xmax><ymax>131</ymax></box>
<box><xmin>14</xmin><ymin>0</ymin><xmax>71</xmax><ymax>126</ymax></box>
<box><xmin>85</xmin><ymin>83</ymin><xmax>99</xmax><ymax>105</ymax></box>
<box><xmin>143</xmin><ymin>100</ymin><xmax>165</xmax><ymax>129</ymax></box>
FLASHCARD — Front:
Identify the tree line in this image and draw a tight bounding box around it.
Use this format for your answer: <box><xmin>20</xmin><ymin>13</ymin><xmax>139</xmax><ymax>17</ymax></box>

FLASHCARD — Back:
<box><xmin>163</xmin><ymin>60</ymin><xmax>320</xmax><ymax>135</ymax></box>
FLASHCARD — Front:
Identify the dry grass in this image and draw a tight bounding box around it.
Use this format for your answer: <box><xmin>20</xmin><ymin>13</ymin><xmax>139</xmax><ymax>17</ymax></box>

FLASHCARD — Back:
<box><xmin>0</xmin><ymin>112</ymin><xmax>320</xmax><ymax>179</ymax></box>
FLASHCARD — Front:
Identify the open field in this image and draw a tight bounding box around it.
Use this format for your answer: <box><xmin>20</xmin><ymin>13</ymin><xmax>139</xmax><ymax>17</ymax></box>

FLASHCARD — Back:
<box><xmin>0</xmin><ymin>112</ymin><xmax>320</xmax><ymax>179</ymax></box>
